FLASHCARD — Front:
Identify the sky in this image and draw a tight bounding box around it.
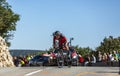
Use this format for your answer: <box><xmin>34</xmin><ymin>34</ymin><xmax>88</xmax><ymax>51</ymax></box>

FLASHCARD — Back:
<box><xmin>7</xmin><ymin>0</ymin><xmax>120</xmax><ymax>50</ymax></box>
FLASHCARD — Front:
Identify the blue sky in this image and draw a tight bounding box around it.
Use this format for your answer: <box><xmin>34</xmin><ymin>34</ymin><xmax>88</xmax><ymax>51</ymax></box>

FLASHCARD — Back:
<box><xmin>7</xmin><ymin>0</ymin><xmax>120</xmax><ymax>50</ymax></box>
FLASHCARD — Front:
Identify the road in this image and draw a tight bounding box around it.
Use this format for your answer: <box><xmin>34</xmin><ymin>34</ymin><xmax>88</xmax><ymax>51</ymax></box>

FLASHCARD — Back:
<box><xmin>0</xmin><ymin>66</ymin><xmax>119</xmax><ymax>76</ymax></box>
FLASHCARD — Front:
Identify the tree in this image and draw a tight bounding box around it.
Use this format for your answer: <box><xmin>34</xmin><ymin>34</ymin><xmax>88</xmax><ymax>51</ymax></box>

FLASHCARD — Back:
<box><xmin>74</xmin><ymin>45</ymin><xmax>93</xmax><ymax>58</ymax></box>
<box><xmin>96</xmin><ymin>36</ymin><xmax>120</xmax><ymax>53</ymax></box>
<box><xmin>0</xmin><ymin>0</ymin><xmax>20</xmax><ymax>46</ymax></box>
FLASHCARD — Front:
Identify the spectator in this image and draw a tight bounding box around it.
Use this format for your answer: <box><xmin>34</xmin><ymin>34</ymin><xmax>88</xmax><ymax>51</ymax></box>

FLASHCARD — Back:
<box><xmin>91</xmin><ymin>54</ymin><xmax>96</xmax><ymax>64</ymax></box>
<box><xmin>84</xmin><ymin>54</ymin><xmax>91</xmax><ymax>66</ymax></box>
<box><xmin>26</xmin><ymin>55</ymin><xmax>31</xmax><ymax>61</ymax></box>
<box><xmin>113</xmin><ymin>51</ymin><xmax>119</xmax><ymax>61</ymax></box>
<box><xmin>23</xmin><ymin>56</ymin><xmax>28</xmax><ymax>65</ymax></box>
<box><xmin>116</xmin><ymin>51</ymin><xmax>120</xmax><ymax>61</ymax></box>
<box><xmin>98</xmin><ymin>51</ymin><xmax>102</xmax><ymax>62</ymax></box>
<box><xmin>78</xmin><ymin>54</ymin><xmax>84</xmax><ymax>66</ymax></box>
<box><xmin>13</xmin><ymin>56</ymin><xmax>19</xmax><ymax>67</ymax></box>
<box><xmin>20</xmin><ymin>59</ymin><xmax>25</xmax><ymax>67</ymax></box>
<box><xmin>102</xmin><ymin>53</ymin><xmax>108</xmax><ymax>64</ymax></box>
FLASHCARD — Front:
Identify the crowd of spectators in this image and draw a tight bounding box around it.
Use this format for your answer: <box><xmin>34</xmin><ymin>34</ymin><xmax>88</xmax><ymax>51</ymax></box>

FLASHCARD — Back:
<box><xmin>80</xmin><ymin>50</ymin><xmax>119</xmax><ymax>66</ymax></box>
<box><xmin>97</xmin><ymin>51</ymin><xmax>119</xmax><ymax>66</ymax></box>
<box><xmin>12</xmin><ymin>50</ymin><xmax>119</xmax><ymax>67</ymax></box>
<box><xmin>13</xmin><ymin>55</ymin><xmax>33</xmax><ymax>67</ymax></box>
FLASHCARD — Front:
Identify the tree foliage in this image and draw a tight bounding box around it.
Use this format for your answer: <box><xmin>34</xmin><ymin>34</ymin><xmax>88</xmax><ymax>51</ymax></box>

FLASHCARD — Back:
<box><xmin>0</xmin><ymin>0</ymin><xmax>20</xmax><ymax>46</ymax></box>
<box><xmin>74</xmin><ymin>45</ymin><xmax>93</xmax><ymax>57</ymax></box>
<box><xmin>96</xmin><ymin>36</ymin><xmax>120</xmax><ymax>53</ymax></box>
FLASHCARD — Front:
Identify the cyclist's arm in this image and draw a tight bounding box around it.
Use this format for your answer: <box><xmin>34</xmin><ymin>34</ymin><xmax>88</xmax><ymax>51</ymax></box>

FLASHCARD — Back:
<box><xmin>65</xmin><ymin>41</ymin><xmax>69</xmax><ymax>50</ymax></box>
<box><xmin>53</xmin><ymin>36</ymin><xmax>57</xmax><ymax>48</ymax></box>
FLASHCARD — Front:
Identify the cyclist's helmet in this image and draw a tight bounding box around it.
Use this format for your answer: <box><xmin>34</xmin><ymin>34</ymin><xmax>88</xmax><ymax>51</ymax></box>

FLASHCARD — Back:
<box><xmin>53</xmin><ymin>31</ymin><xmax>61</xmax><ymax>36</ymax></box>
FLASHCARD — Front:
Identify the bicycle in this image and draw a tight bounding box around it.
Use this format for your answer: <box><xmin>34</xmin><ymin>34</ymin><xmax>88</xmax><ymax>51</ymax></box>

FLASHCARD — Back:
<box><xmin>56</xmin><ymin>49</ymin><xmax>64</xmax><ymax>68</ymax></box>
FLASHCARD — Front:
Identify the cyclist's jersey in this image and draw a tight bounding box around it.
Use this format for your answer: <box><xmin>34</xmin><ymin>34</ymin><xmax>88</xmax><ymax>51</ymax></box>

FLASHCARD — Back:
<box><xmin>53</xmin><ymin>35</ymin><xmax>67</xmax><ymax>49</ymax></box>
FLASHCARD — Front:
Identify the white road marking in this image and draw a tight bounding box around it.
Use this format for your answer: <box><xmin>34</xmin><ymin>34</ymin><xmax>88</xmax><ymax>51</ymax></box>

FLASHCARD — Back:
<box><xmin>24</xmin><ymin>70</ymin><xmax>42</xmax><ymax>76</ymax></box>
<box><xmin>24</xmin><ymin>68</ymin><xmax>51</xmax><ymax>76</ymax></box>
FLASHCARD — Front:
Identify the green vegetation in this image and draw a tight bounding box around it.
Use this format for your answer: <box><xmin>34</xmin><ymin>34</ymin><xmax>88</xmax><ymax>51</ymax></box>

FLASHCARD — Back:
<box><xmin>0</xmin><ymin>0</ymin><xmax>20</xmax><ymax>46</ymax></box>
<box><xmin>74</xmin><ymin>45</ymin><xmax>93</xmax><ymax>57</ymax></box>
<box><xmin>96</xmin><ymin>36</ymin><xmax>120</xmax><ymax>53</ymax></box>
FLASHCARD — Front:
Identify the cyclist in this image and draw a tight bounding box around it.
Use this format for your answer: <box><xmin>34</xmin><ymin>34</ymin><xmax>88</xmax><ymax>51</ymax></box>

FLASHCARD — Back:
<box><xmin>53</xmin><ymin>31</ymin><xmax>69</xmax><ymax>51</ymax></box>
<box><xmin>53</xmin><ymin>31</ymin><xmax>72</xmax><ymax>67</ymax></box>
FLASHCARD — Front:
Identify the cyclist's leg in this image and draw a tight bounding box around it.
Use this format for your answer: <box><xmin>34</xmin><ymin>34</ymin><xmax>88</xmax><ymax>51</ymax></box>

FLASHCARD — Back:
<box><xmin>67</xmin><ymin>50</ymin><xmax>72</xmax><ymax>60</ymax></box>
<box><xmin>60</xmin><ymin>49</ymin><xmax>64</xmax><ymax>67</ymax></box>
<box><xmin>57</xmin><ymin>52</ymin><xmax>61</xmax><ymax>67</ymax></box>
<box><xmin>66</xmin><ymin>50</ymin><xmax>72</xmax><ymax>67</ymax></box>
<box><xmin>57</xmin><ymin>49</ymin><xmax>64</xmax><ymax>68</ymax></box>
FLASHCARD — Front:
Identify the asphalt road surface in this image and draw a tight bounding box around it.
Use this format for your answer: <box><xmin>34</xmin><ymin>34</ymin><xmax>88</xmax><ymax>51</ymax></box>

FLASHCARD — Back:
<box><xmin>0</xmin><ymin>66</ymin><xmax>119</xmax><ymax>76</ymax></box>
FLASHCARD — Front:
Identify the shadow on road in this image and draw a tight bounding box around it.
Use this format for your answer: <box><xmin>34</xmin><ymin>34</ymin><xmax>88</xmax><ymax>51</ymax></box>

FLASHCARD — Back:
<box><xmin>96</xmin><ymin>71</ymin><xmax>118</xmax><ymax>73</ymax></box>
